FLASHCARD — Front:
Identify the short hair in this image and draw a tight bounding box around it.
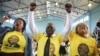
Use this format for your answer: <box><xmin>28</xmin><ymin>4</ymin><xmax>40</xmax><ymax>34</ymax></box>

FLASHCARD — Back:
<box><xmin>46</xmin><ymin>23</ymin><xmax>55</xmax><ymax>31</ymax></box>
<box><xmin>47</xmin><ymin>23</ymin><xmax>53</xmax><ymax>27</ymax></box>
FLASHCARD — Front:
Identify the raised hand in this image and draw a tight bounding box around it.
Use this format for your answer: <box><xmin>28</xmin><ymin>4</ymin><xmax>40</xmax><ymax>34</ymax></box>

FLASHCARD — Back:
<box><xmin>65</xmin><ymin>3</ymin><xmax>72</xmax><ymax>13</ymax></box>
<box><xmin>0</xmin><ymin>14</ymin><xmax>11</xmax><ymax>23</ymax></box>
<box><xmin>30</xmin><ymin>2</ymin><xmax>36</xmax><ymax>11</ymax></box>
<box><xmin>3</xmin><ymin>14</ymin><xmax>11</xmax><ymax>20</ymax></box>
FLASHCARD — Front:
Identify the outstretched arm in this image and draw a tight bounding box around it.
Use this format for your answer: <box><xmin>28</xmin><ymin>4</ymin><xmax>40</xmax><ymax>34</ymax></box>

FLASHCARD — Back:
<box><xmin>62</xmin><ymin>13</ymin><xmax>72</xmax><ymax>38</ymax></box>
<box><xmin>28</xmin><ymin>2</ymin><xmax>38</xmax><ymax>36</ymax></box>
<box><xmin>62</xmin><ymin>4</ymin><xmax>72</xmax><ymax>39</ymax></box>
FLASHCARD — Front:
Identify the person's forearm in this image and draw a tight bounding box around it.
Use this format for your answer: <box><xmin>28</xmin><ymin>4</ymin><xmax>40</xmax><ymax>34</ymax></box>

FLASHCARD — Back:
<box><xmin>0</xmin><ymin>17</ymin><xmax>6</xmax><ymax>23</ymax></box>
<box><xmin>28</xmin><ymin>11</ymin><xmax>38</xmax><ymax>36</ymax></box>
<box><xmin>62</xmin><ymin>13</ymin><xmax>72</xmax><ymax>38</ymax></box>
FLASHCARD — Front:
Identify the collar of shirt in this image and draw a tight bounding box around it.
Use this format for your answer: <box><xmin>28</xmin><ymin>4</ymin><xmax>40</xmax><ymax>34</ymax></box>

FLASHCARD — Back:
<box><xmin>45</xmin><ymin>34</ymin><xmax>56</xmax><ymax>38</ymax></box>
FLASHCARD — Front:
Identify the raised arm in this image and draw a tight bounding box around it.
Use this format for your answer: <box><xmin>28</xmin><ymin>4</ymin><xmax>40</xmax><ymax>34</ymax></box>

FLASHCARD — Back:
<box><xmin>28</xmin><ymin>2</ymin><xmax>38</xmax><ymax>36</ymax></box>
<box><xmin>0</xmin><ymin>14</ymin><xmax>11</xmax><ymax>47</ymax></box>
<box><xmin>62</xmin><ymin>4</ymin><xmax>72</xmax><ymax>39</ymax></box>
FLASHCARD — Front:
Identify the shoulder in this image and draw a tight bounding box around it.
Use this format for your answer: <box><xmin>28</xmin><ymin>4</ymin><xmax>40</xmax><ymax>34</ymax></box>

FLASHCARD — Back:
<box><xmin>88</xmin><ymin>36</ymin><xmax>97</xmax><ymax>44</ymax></box>
<box><xmin>35</xmin><ymin>31</ymin><xmax>43</xmax><ymax>37</ymax></box>
<box><xmin>68</xmin><ymin>31</ymin><xmax>76</xmax><ymax>39</ymax></box>
<box><xmin>54</xmin><ymin>33</ymin><xmax>62</xmax><ymax>39</ymax></box>
<box><xmin>56</xmin><ymin>33</ymin><xmax>62</xmax><ymax>36</ymax></box>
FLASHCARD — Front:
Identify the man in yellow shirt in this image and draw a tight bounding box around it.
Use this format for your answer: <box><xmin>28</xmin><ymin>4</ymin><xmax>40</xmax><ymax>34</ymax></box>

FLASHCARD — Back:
<box><xmin>28</xmin><ymin>3</ymin><xmax>72</xmax><ymax>56</ymax></box>
<box><xmin>67</xmin><ymin>23</ymin><xmax>99</xmax><ymax>56</ymax></box>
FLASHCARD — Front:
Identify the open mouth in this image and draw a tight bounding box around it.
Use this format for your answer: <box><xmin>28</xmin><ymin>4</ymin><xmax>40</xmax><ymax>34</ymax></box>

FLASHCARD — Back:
<box><xmin>15</xmin><ymin>24</ymin><xmax>20</xmax><ymax>28</ymax></box>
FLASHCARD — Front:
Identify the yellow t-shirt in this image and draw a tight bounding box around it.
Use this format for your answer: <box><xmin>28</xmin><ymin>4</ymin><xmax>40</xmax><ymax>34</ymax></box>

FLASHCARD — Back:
<box><xmin>1</xmin><ymin>31</ymin><xmax>26</xmax><ymax>53</ymax></box>
<box><xmin>68</xmin><ymin>31</ymin><xmax>99</xmax><ymax>56</ymax></box>
<box><xmin>34</xmin><ymin>32</ymin><xmax>63</xmax><ymax>56</ymax></box>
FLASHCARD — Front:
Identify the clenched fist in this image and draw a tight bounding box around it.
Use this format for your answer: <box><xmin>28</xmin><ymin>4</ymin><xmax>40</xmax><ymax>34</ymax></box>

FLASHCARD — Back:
<box><xmin>65</xmin><ymin>3</ymin><xmax>72</xmax><ymax>13</ymax></box>
<box><xmin>30</xmin><ymin>2</ymin><xmax>36</xmax><ymax>11</ymax></box>
<box><xmin>3</xmin><ymin>14</ymin><xmax>11</xmax><ymax>20</ymax></box>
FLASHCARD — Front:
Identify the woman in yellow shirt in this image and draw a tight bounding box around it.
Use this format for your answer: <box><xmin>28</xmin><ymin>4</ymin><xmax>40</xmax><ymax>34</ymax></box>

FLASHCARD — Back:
<box><xmin>0</xmin><ymin>18</ymin><xmax>32</xmax><ymax>56</ymax></box>
<box><xmin>67</xmin><ymin>23</ymin><xmax>99</xmax><ymax>56</ymax></box>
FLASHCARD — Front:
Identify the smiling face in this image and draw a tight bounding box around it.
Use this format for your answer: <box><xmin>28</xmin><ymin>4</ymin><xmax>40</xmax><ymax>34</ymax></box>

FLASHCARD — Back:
<box><xmin>46</xmin><ymin>23</ymin><xmax>55</xmax><ymax>37</ymax></box>
<box><xmin>78</xmin><ymin>43</ymin><xmax>89</xmax><ymax>56</ymax></box>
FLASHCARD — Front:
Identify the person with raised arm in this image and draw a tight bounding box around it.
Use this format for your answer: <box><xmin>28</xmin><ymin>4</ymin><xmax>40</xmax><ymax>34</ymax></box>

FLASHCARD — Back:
<box><xmin>28</xmin><ymin>2</ymin><xmax>72</xmax><ymax>56</ymax></box>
